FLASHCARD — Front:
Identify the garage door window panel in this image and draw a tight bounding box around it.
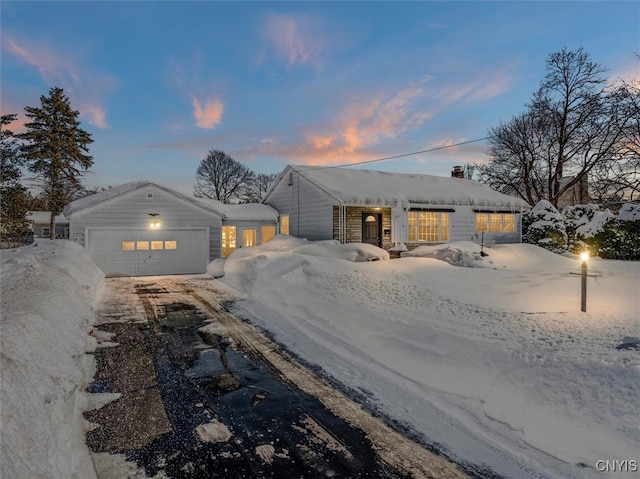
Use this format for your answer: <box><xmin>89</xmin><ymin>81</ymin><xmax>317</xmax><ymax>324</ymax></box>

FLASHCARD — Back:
<box><xmin>122</xmin><ymin>241</ymin><xmax>135</xmax><ymax>251</ymax></box>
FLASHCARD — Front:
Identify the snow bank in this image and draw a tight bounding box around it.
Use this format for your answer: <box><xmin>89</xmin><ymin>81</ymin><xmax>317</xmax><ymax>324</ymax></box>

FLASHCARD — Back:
<box><xmin>217</xmin><ymin>237</ymin><xmax>640</xmax><ymax>479</ymax></box>
<box><xmin>1</xmin><ymin>240</ymin><xmax>104</xmax><ymax>479</ymax></box>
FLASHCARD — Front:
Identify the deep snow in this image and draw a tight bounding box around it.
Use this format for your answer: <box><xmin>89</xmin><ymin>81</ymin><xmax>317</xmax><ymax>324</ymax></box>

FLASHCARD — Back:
<box><xmin>219</xmin><ymin>237</ymin><xmax>640</xmax><ymax>479</ymax></box>
<box><xmin>1</xmin><ymin>237</ymin><xmax>638</xmax><ymax>479</ymax></box>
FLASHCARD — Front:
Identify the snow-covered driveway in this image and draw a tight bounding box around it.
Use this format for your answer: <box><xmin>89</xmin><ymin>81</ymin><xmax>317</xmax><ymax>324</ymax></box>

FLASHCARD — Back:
<box><xmin>88</xmin><ymin>275</ymin><xmax>467</xmax><ymax>479</ymax></box>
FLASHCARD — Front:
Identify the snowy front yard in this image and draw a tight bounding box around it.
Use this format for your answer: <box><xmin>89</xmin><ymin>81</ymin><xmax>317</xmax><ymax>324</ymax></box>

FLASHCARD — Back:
<box><xmin>1</xmin><ymin>238</ymin><xmax>638</xmax><ymax>479</ymax></box>
<box><xmin>217</xmin><ymin>237</ymin><xmax>640</xmax><ymax>479</ymax></box>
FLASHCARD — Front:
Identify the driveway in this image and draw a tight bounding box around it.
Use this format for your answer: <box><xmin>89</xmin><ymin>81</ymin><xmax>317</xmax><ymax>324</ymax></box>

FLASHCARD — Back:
<box><xmin>86</xmin><ymin>275</ymin><xmax>467</xmax><ymax>479</ymax></box>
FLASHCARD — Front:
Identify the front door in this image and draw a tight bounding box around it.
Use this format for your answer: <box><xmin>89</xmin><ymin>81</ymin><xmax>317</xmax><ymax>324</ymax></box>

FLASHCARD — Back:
<box><xmin>362</xmin><ymin>213</ymin><xmax>381</xmax><ymax>247</ymax></box>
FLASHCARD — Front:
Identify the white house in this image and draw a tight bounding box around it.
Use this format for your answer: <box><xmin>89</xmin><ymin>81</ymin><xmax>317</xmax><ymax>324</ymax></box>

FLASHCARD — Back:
<box><xmin>27</xmin><ymin>211</ymin><xmax>69</xmax><ymax>238</ymax></box>
<box><xmin>63</xmin><ymin>181</ymin><xmax>277</xmax><ymax>276</ymax></box>
<box><xmin>262</xmin><ymin>165</ymin><xmax>529</xmax><ymax>251</ymax></box>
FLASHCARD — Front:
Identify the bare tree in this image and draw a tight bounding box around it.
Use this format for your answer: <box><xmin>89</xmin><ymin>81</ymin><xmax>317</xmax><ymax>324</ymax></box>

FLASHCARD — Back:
<box><xmin>589</xmin><ymin>68</ymin><xmax>640</xmax><ymax>209</ymax></box>
<box><xmin>240</xmin><ymin>172</ymin><xmax>278</xmax><ymax>203</ymax></box>
<box><xmin>479</xmin><ymin>48</ymin><xmax>635</xmax><ymax>208</ymax></box>
<box><xmin>193</xmin><ymin>149</ymin><xmax>254</xmax><ymax>203</ymax></box>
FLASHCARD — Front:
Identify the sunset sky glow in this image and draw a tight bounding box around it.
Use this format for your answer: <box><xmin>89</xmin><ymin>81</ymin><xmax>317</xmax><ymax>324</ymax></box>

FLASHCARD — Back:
<box><xmin>2</xmin><ymin>1</ymin><xmax>638</xmax><ymax>194</ymax></box>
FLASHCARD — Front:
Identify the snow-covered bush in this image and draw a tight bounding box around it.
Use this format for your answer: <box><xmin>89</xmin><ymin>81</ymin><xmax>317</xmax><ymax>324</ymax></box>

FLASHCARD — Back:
<box><xmin>598</xmin><ymin>203</ymin><xmax>640</xmax><ymax>260</ymax></box>
<box><xmin>522</xmin><ymin>200</ymin><xmax>568</xmax><ymax>254</ymax></box>
<box><xmin>562</xmin><ymin>204</ymin><xmax>614</xmax><ymax>255</ymax></box>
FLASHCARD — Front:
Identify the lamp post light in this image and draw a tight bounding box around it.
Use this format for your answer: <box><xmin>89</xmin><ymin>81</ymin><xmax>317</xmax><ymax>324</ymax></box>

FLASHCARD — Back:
<box><xmin>580</xmin><ymin>252</ymin><xmax>589</xmax><ymax>312</ymax></box>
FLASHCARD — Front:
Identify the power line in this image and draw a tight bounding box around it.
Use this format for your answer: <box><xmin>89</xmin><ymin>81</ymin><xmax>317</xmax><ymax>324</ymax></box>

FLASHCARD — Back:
<box><xmin>298</xmin><ymin>137</ymin><xmax>490</xmax><ymax>170</ymax></box>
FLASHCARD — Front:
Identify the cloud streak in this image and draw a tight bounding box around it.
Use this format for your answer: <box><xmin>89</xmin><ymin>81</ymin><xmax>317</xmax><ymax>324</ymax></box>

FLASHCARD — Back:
<box><xmin>3</xmin><ymin>35</ymin><xmax>114</xmax><ymax>128</ymax></box>
<box><xmin>261</xmin><ymin>13</ymin><xmax>330</xmax><ymax>69</ymax></box>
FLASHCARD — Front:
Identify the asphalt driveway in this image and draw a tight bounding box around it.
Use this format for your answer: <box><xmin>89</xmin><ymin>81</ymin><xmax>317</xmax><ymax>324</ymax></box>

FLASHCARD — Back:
<box><xmin>85</xmin><ymin>275</ymin><xmax>467</xmax><ymax>479</ymax></box>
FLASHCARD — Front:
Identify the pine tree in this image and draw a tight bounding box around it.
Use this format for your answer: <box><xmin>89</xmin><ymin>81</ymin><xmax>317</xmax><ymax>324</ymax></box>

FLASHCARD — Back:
<box><xmin>19</xmin><ymin>87</ymin><xmax>93</xmax><ymax>239</ymax></box>
<box><xmin>1</xmin><ymin>114</ymin><xmax>31</xmax><ymax>244</ymax></box>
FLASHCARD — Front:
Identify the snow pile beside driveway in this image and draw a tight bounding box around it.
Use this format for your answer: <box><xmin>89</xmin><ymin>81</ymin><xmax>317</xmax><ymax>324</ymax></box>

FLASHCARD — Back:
<box><xmin>1</xmin><ymin>240</ymin><xmax>104</xmax><ymax>479</ymax></box>
<box><xmin>219</xmin><ymin>237</ymin><xmax>640</xmax><ymax>479</ymax></box>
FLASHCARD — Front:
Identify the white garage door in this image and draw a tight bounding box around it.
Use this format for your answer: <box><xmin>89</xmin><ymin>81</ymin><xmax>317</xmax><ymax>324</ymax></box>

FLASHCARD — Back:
<box><xmin>87</xmin><ymin>228</ymin><xmax>209</xmax><ymax>276</ymax></box>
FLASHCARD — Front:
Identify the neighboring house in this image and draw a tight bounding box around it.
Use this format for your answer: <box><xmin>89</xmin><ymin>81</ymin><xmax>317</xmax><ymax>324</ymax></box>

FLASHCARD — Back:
<box><xmin>27</xmin><ymin>211</ymin><xmax>69</xmax><ymax>239</ymax></box>
<box><xmin>63</xmin><ymin>181</ymin><xmax>277</xmax><ymax>276</ymax></box>
<box><xmin>557</xmin><ymin>176</ymin><xmax>590</xmax><ymax>210</ymax></box>
<box><xmin>263</xmin><ymin>165</ymin><xmax>529</xmax><ymax>251</ymax></box>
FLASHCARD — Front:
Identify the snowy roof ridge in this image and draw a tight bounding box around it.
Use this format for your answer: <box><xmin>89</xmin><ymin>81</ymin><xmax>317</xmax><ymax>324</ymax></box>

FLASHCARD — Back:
<box><xmin>283</xmin><ymin>165</ymin><xmax>529</xmax><ymax>208</ymax></box>
<box><xmin>64</xmin><ymin>180</ymin><xmax>279</xmax><ymax>221</ymax></box>
<box><xmin>63</xmin><ymin>181</ymin><xmax>226</xmax><ymax>218</ymax></box>
<box><xmin>27</xmin><ymin>211</ymin><xmax>69</xmax><ymax>224</ymax></box>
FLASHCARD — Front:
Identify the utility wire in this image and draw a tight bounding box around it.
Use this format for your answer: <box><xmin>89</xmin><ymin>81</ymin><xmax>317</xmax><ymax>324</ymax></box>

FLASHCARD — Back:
<box><xmin>297</xmin><ymin>137</ymin><xmax>490</xmax><ymax>171</ymax></box>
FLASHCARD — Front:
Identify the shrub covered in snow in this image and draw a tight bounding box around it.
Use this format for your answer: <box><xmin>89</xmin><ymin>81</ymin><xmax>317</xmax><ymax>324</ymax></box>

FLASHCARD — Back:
<box><xmin>522</xmin><ymin>200</ymin><xmax>568</xmax><ymax>254</ymax></box>
<box><xmin>562</xmin><ymin>204</ymin><xmax>614</xmax><ymax>255</ymax></box>
<box><xmin>401</xmin><ymin>241</ymin><xmax>485</xmax><ymax>267</ymax></box>
<box><xmin>598</xmin><ymin>203</ymin><xmax>640</xmax><ymax>260</ymax></box>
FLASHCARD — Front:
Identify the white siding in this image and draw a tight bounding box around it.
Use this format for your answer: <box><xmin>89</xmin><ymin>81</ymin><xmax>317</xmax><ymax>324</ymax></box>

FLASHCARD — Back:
<box><xmin>263</xmin><ymin>168</ymin><xmax>337</xmax><ymax>240</ymax></box>
<box><xmin>450</xmin><ymin>206</ymin><xmax>476</xmax><ymax>242</ymax></box>
<box><xmin>68</xmin><ymin>184</ymin><xmax>223</xmax><ymax>260</ymax></box>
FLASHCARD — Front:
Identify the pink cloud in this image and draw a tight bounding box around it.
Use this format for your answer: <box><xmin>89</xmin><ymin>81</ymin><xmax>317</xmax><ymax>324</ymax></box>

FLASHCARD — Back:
<box><xmin>3</xmin><ymin>35</ymin><xmax>114</xmax><ymax>129</ymax></box>
<box><xmin>191</xmin><ymin>95</ymin><xmax>224</xmax><ymax>129</ymax></box>
<box><xmin>240</xmin><ymin>84</ymin><xmax>437</xmax><ymax>166</ymax></box>
<box><xmin>311</xmin><ymin>86</ymin><xmax>434</xmax><ymax>156</ymax></box>
<box><xmin>261</xmin><ymin>14</ymin><xmax>329</xmax><ymax>69</ymax></box>
<box><xmin>80</xmin><ymin>105</ymin><xmax>108</xmax><ymax>129</ymax></box>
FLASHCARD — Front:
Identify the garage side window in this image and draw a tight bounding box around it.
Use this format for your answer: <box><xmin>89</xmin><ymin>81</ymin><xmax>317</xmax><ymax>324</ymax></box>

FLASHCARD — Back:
<box><xmin>222</xmin><ymin>226</ymin><xmax>236</xmax><ymax>258</ymax></box>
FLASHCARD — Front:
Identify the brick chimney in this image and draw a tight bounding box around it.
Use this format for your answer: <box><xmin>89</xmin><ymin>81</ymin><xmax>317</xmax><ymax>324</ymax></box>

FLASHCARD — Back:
<box><xmin>451</xmin><ymin>165</ymin><xmax>464</xmax><ymax>178</ymax></box>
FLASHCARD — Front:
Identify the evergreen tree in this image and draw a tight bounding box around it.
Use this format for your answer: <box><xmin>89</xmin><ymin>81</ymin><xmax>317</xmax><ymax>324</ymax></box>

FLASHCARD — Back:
<box><xmin>1</xmin><ymin>114</ymin><xmax>31</xmax><ymax>244</ymax></box>
<box><xmin>522</xmin><ymin>200</ymin><xmax>568</xmax><ymax>253</ymax></box>
<box><xmin>19</xmin><ymin>87</ymin><xmax>93</xmax><ymax>239</ymax></box>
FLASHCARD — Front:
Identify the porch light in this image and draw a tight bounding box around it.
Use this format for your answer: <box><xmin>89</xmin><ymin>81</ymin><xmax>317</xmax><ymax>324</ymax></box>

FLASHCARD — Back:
<box><xmin>148</xmin><ymin>213</ymin><xmax>160</xmax><ymax>229</ymax></box>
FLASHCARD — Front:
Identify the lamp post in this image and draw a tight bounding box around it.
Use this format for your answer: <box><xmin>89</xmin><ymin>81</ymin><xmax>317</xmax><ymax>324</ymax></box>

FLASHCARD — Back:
<box><xmin>580</xmin><ymin>252</ymin><xmax>589</xmax><ymax>312</ymax></box>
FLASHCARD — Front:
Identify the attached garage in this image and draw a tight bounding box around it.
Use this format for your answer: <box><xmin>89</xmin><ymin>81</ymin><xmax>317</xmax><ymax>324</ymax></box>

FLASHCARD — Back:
<box><xmin>64</xmin><ymin>181</ymin><xmax>225</xmax><ymax>276</ymax></box>
<box><xmin>64</xmin><ymin>181</ymin><xmax>280</xmax><ymax>277</ymax></box>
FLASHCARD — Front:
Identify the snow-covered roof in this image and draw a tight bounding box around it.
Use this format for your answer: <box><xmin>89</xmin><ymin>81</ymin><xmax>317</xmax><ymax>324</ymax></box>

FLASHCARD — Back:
<box><xmin>27</xmin><ymin>211</ymin><xmax>69</xmax><ymax>225</ymax></box>
<box><xmin>277</xmin><ymin>166</ymin><xmax>528</xmax><ymax>209</ymax></box>
<box><xmin>194</xmin><ymin>198</ymin><xmax>279</xmax><ymax>221</ymax></box>
<box><xmin>63</xmin><ymin>180</ymin><xmax>228</xmax><ymax>218</ymax></box>
<box><xmin>63</xmin><ymin>180</ymin><xmax>278</xmax><ymax>221</ymax></box>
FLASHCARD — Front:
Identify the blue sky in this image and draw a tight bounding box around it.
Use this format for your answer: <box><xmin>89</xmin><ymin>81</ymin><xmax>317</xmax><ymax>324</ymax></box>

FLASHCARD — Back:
<box><xmin>2</xmin><ymin>1</ymin><xmax>638</xmax><ymax>195</ymax></box>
